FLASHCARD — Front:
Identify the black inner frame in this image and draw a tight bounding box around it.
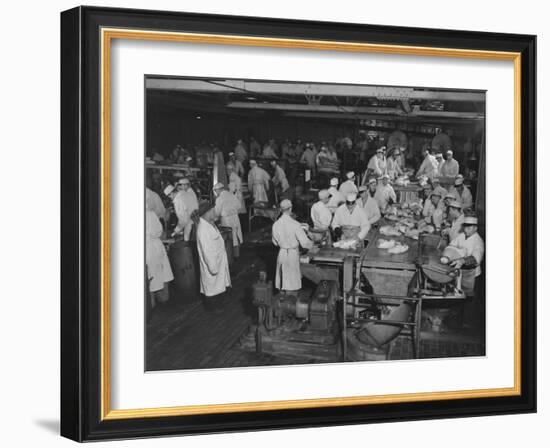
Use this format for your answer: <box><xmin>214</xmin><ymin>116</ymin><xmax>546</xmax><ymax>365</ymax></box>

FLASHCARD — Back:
<box><xmin>60</xmin><ymin>6</ymin><xmax>536</xmax><ymax>442</ymax></box>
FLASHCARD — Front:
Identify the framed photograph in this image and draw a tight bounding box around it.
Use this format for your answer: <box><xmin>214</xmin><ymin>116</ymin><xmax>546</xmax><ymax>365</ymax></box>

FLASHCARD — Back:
<box><xmin>61</xmin><ymin>6</ymin><xmax>536</xmax><ymax>441</ymax></box>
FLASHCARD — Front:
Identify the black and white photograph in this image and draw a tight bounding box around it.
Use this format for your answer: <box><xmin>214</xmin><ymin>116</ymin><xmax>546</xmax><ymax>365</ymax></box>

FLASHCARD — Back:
<box><xmin>144</xmin><ymin>76</ymin><xmax>486</xmax><ymax>371</ymax></box>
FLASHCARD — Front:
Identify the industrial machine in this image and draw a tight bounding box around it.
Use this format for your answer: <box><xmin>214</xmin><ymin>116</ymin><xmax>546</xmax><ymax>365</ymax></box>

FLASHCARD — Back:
<box><xmin>240</xmin><ymin>272</ymin><xmax>341</xmax><ymax>362</ymax></box>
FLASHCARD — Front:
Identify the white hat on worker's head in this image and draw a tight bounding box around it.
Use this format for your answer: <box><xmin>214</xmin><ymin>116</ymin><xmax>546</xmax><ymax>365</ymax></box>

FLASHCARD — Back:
<box><xmin>280</xmin><ymin>199</ymin><xmax>293</xmax><ymax>210</ymax></box>
<box><xmin>163</xmin><ymin>184</ymin><xmax>175</xmax><ymax>196</ymax></box>
<box><xmin>358</xmin><ymin>185</ymin><xmax>367</xmax><ymax>193</ymax></box>
<box><xmin>318</xmin><ymin>189</ymin><xmax>330</xmax><ymax>200</ymax></box>
<box><xmin>330</xmin><ymin>177</ymin><xmax>339</xmax><ymax>186</ymax></box>
<box><xmin>228</xmin><ymin>152</ymin><xmax>235</xmax><ymax>156</ymax></box>
<box><xmin>454</xmin><ymin>174</ymin><xmax>464</xmax><ymax>186</ymax></box>
<box><xmin>446</xmin><ymin>149</ymin><xmax>454</xmax><ymax>155</ymax></box>
<box><xmin>435</xmin><ymin>152</ymin><xmax>443</xmax><ymax>158</ymax></box>
<box><xmin>445</xmin><ymin>192</ymin><xmax>455</xmax><ymax>200</ymax></box>
<box><xmin>346</xmin><ymin>171</ymin><xmax>355</xmax><ymax>180</ymax></box>
<box><xmin>346</xmin><ymin>192</ymin><xmax>357</xmax><ymax>202</ymax></box>
<box><xmin>213</xmin><ymin>182</ymin><xmax>224</xmax><ymax>190</ymax></box>
<box><xmin>463</xmin><ymin>215</ymin><xmax>478</xmax><ymax>225</ymax></box>
<box><xmin>448</xmin><ymin>200</ymin><xmax>462</xmax><ymax>209</ymax></box>
<box><xmin>249</xmin><ymin>159</ymin><xmax>257</xmax><ymax>165</ymax></box>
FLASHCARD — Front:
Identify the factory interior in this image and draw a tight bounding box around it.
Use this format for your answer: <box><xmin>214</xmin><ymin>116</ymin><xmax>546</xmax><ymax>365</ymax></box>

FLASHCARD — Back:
<box><xmin>145</xmin><ymin>77</ymin><xmax>486</xmax><ymax>371</ymax></box>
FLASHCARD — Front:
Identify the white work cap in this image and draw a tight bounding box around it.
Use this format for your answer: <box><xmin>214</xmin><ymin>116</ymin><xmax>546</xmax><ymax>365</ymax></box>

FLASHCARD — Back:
<box><xmin>463</xmin><ymin>216</ymin><xmax>478</xmax><ymax>225</ymax></box>
<box><xmin>346</xmin><ymin>193</ymin><xmax>357</xmax><ymax>202</ymax></box>
<box><xmin>445</xmin><ymin>192</ymin><xmax>455</xmax><ymax>200</ymax></box>
<box><xmin>330</xmin><ymin>177</ymin><xmax>339</xmax><ymax>186</ymax></box>
<box><xmin>346</xmin><ymin>171</ymin><xmax>355</xmax><ymax>179</ymax></box>
<box><xmin>318</xmin><ymin>189</ymin><xmax>330</xmax><ymax>200</ymax></box>
<box><xmin>249</xmin><ymin>159</ymin><xmax>257</xmax><ymax>165</ymax></box>
<box><xmin>358</xmin><ymin>185</ymin><xmax>367</xmax><ymax>192</ymax></box>
<box><xmin>213</xmin><ymin>182</ymin><xmax>224</xmax><ymax>190</ymax></box>
<box><xmin>446</xmin><ymin>149</ymin><xmax>454</xmax><ymax>155</ymax></box>
<box><xmin>280</xmin><ymin>199</ymin><xmax>292</xmax><ymax>210</ymax></box>
<box><xmin>454</xmin><ymin>175</ymin><xmax>464</xmax><ymax>186</ymax></box>
<box><xmin>228</xmin><ymin>152</ymin><xmax>234</xmax><ymax>156</ymax></box>
<box><xmin>435</xmin><ymin>153</ymin><xmax>443</xmax><ymax>158</ymax></box>
<box><xmin>449</xmin><ymin>200</ymin><xmax>462</xmax><ymax>209</ymax></box>
<box><xmin>163</xmin><ymin>185</ymin><xmax>175</xmax><ymax>196</ymax></box>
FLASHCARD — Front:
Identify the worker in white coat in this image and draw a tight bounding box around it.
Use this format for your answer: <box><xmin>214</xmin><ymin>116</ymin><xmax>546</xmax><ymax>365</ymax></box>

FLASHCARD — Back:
<box><xmin>331</xmin><ymin>193</ymin><xmax>371</xmax><ymax>242</ymax></box>
<box><xmin>310</xmin><ymin>189</ymin><xmax>333</xmax><ymax>229</ymax></box>
<box><xmin>386</xmin><ymin>148</ymin><xmax>404</xmax><ymax>181</ymax></box>
<box><xmin>226</xmin><ymin>163</ymin><xmax>246</xmax><ymax>214</ymax></box>
<box><xmin>213</xmin><ymin>182</ymin><xmax>243</xmax><ymax>259</ymax></box>
<box><xmin>247</xmin><ymin>159</ymin><xmax>270</xmax><ymax>203</ymax></box>
<box><xmin>272</xmin><ymin>199</ymin><xmax>313</xmax><ymax>292</ymax></box>
<box><xmin>270</xmin><ymin>160</ymin><xmax>290</xmax><ymax>198</ymax></box>
<box><xmin>439</xmin><ymin>149</ymin><xmax>460</xmax><ymax>178</ymax></box>
<box><xmin>449</xmin><ymin>174</ymin><xmax>473</xmax><ymax>210</ymax></box>
<box><xmin>416</xmin><ymin>147</ymin><xmax>438</xmax><ymax>180</ymax></box>
<box><xmin>365</xmin><ymin>147</ymin><xmax>387</xmax><ymax>181</ymax></box>
<box><xmin>339</xmin><ymin>171</ymin><xmax>359</xmax><ymax>197</ymax></box>
<box><xmin>192</xmin><ymin>208</ymin><xmax>231</xmax><ymax>312</ymax></box>
<box><xmin>234</xmin><ymin>139</ymin><xmax>248</xmax><ymax>163</ymax></box>
<box><xmin>146</xmin><ymin>206</ymin><xmax>174</xmax><ymax>306</ymax></box>
<box><xmin>374</xmin><ymin>174</ymin><xmax>397</xmax><ymax>213</ymax></box>
<box><xmin>358</xmin><ymin>181</ymin><xmax>381</xmax><ymax>225</ymax></box>
<box><xmin>327</xmin><ymin>177</ymin><xmax>345</xmax><ymax>213</ymax></box>
<box><xmin>228</xmin><ymin>152</ymin><xmax>245</xmax><ymax>178</ymax></box>
<box><xmin>441</xmin><ymin>200</ymin><xmax>465</xmax><ymax>243</ymax></box>
<box><xmin>422</xmin><ymin>190</ymin><xmax>445</xmax><ymax>230</ymax></box>
<box><xmin>171</xmin><ymin>178</ymin><xmax>199</xmax><ymax>239</ymax></box>
<box><xmin>448</xmin><ymin>215</ymin><xmax>485</xmax><ymax>297</ymax></box>
<box><xmin>146</xmin><ymin>187</ymin><xmax>166</xmax><ymax>221</ymax></box>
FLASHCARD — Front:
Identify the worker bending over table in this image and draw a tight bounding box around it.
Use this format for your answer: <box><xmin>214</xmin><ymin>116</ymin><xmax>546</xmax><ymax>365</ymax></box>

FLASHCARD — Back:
<box><xmin>331</xmin><ymin>192</ymin><xmax>371</xmax><ymax>242</ymax></box>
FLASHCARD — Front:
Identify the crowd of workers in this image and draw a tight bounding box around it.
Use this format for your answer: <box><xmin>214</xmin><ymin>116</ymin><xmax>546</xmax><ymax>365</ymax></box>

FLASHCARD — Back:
<box><xmin>145</xmin><ymin>132</ymin><xmax>483</xmax><ymax>315</ymax></box>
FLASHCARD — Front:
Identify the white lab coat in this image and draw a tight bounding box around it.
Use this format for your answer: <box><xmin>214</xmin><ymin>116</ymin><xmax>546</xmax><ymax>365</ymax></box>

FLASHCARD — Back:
<box><xmin>331</xmin><ymin>203</ymin><xmax>371</xmax><ymax>240</ymax></box>
<box><xmin>449</xmin><ymin>231</ymin><xmax>485</xmax><ymax>295</ymax></box>
<box><xmin>439</xmin><ymin>158</ymin><xmax>460</xmax><ymax>177</ymax></box>
<box><xmin>248</xmin><ymin>166</ymin><xmax>270</xmax><ymax>203</ymax></box>
<box><xmin>449</xmin><ymin>185</ymin><xmax>473</xmax><ymax>210</ymax></box>
<box><xmin>367</xmin><ymin>155</ymin><xmax>386</xmax><ymax>177</ymax></box>
<box><xmin>386</xmin><ymin>157</ymin><xmax>403</xmax><ymax>180</ymax></box>
<box><xmin>417</xmin><ymin>155</ymin><xmax>438</xmax><ymax>180</ymax></box>
<box><xmin>447</xmin><ymin>213</ymin><xmax>465</xmax><ymax>242</ymax></box>
<box><xmin>327</xmin><ymin>187</ymin><xmax>345</xmax><ymax>212</ymax></box>
<box><xmin>374</xmin><ymin>184</ymin><xmax>397</xmax><ymax>212</ymax></box>
<box><xmin>196</xmin><ymin>218</ymin><xmax>231</xmax><ymax>297</ymax></box>
<box><xmin>228</xmin><ymin>172</ymin><xmax>246</xmax><ymax>214</ymax></box>
<box><xmin>339</xmin><ymin>179</ymin><xmax>358</xmax><ymax>198</ymax></box>
<box><xmin>361</xmin><ymin>194</ymin><xmax>381</xmax><ymax>224</ymax></box>
<box><xmin>146</xmin><ymin>188</ymin><xmax>166</xmax><ymax>220</ymax></box>
<box><xmin>145</xmin><ymin>210</ymin><xmax>173</xmax><ymax>292</ymax></box>
<box><xmin>422</xmin><ymin>199</ymin><xmax>445</xmax><ymax>228</ymax></box>
<box><xmin>173</xmin><ymin>189</ymin><xmax>199</xmax><ymax>233</ymax></box>
<box><xmin>310</xmin><ymin>200</ymin><xmax>333</xmax><ymax>229</ymax></box>
<box><xmin>215</xmin><ymin>190</ymin><xmax>243</xmax><ymax>247</ymax></box>
<box><xmin>272</xmin><ymin>213</ymin><xmax>313</xmax><ymax>291</ymax></box>
<box><xmin>272</xmin><ymin>165</ymin><xmax>290</xmax><ymax>192</ymax></box>
<box><xmin>234</xmin><ymin>143</ymin><xmax>248</xmax><ymax>162</ymax></box>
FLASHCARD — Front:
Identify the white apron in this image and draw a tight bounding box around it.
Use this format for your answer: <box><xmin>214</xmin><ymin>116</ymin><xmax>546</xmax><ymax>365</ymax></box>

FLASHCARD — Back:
<box><xmin>145</xmin><ymin>210</ymin><xmax>174</xmax><ymax>292</ymax></box>
<box><xmin>275</xmin><ymin>247</ymin><xmax>301</xmax><ymax>291</ymax></box>
<box><xmin>196</xmin><ymin>218</ymin><xmax>231</xmax><ymax>297</ymax></box>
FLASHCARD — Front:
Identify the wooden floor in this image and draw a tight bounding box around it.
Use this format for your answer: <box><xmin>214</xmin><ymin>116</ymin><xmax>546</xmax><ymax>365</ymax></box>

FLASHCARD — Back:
<box><xmin>146</xmin><ymin>225</ymin><xmax>484</xmax><ymax>372</ymax></box>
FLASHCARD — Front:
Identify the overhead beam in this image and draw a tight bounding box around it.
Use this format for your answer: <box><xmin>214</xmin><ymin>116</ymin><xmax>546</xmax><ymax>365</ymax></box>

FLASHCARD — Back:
<box><xmin>145</xmin><ymin>78</ymin><xmax>485</xmax><ymax>102</ymax></box>
<box><xmin>283</xmin><ymin>111</ymin><xmax>484</xmax><ymax>121</ymax></box>
<box><xmin>226</xmin><ymin>102</ymin><xmax>403</xmax><ymax>114</ymax></box>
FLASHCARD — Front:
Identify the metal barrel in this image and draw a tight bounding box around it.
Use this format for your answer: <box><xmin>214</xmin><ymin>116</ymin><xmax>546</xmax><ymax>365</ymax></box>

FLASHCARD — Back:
<box><xmin>168</xmin><ymin>240</ymin><xmax>198</xmax><ymax>296</ymax></box>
